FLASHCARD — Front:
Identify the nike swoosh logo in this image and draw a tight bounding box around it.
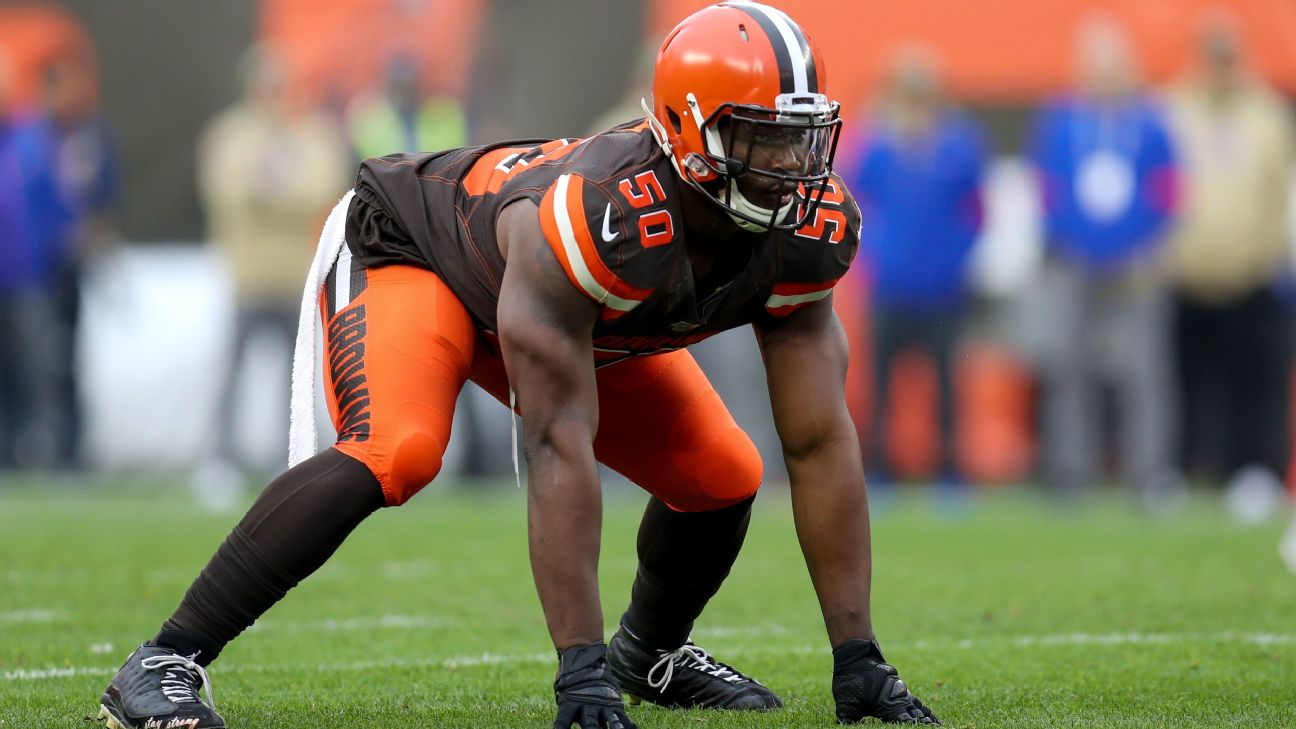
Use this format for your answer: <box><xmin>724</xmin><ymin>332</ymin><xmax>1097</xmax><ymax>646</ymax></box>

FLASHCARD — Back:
<box><xmin>601</xmin><ymin>203</ymin><xmax>618</xmax><ymax>242</ymax></box>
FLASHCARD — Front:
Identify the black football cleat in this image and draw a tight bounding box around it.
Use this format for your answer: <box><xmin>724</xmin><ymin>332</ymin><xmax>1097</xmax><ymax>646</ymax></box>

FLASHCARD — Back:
<box><xmin>96</xmin><ymin>643</ymin><xmax>225</xmax><ymax>729</ymax></box>
<box><xmin>606</xmin><ymin>623</ymin><xmax>783</xmax><ymax>710</ymax></box>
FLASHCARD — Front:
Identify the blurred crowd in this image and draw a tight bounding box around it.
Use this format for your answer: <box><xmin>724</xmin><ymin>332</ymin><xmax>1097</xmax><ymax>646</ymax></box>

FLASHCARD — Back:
<box><xmin>844</xmin><ymin>12</ymin><xmax>1294</xmax><ymax>519</ymax></box>
<box><xmin>0</xmin><ymin>47</ymin><xmax>117</xmax><ymax>471</ymax></box>
<box><xmin>1</xmin><ymin>7</ymin><xmax>1294</xmax><ymax>522</ymax></box>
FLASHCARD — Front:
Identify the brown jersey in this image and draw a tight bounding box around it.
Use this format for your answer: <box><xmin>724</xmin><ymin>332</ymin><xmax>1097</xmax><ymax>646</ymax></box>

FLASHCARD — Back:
<box><xmin>348</xmin><ymin>119</ymin><xmax>860</xmax><ymax>363</ymax></box>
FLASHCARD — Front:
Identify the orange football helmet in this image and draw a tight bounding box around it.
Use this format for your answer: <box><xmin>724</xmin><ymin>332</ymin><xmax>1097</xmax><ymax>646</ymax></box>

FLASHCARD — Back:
<box><xmin>645</xmin><ymin>1</ymin><xmax>841</xmax><ymax>231</ymax></box>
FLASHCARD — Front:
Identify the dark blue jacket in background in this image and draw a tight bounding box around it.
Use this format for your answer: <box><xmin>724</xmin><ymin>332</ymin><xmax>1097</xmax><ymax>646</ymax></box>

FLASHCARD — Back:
<box><xmin>844</xmin><ymin>112</ymin><xmax>987</xmax><ymax>313</ymax></box>
<box><xmin>1028</xmin><ymin>95</ymin><xmax>1178</xmax><ymax>274</ymax></box>
<box><xmin>33</xmin><ymin>114</ymin><xmax>120</xmax><ymax>269</ymax></box>
<box><xmin>0</xmin><ymin>113</ymin><xmax>69</xmax><ymax>294</ymax></box>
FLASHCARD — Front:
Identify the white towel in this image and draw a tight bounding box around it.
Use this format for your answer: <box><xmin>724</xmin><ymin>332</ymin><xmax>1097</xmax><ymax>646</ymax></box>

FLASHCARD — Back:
<box><xmin>288</xmin><ymin>189</ymin><xmax>356</xmax><ymax>468</ymax></box>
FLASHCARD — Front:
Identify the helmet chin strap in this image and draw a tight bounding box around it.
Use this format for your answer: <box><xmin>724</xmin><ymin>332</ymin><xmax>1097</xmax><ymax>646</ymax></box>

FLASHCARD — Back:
<box><xmin>726</xmin><ymin>179</ymin><xmax>794</xmax><ymax>233</ymax></box>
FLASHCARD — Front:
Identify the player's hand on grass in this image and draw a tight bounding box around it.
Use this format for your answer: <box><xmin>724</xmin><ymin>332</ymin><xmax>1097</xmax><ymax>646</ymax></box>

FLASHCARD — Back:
<box><xmin>553</xmin><ymin>642</ymin><xmax>638</xmax><ymax>729</ymax></box>
<box><xmin>832</xmin><ymin>639</ymin><xmax>939</xmax><ymax>725</ymax></box>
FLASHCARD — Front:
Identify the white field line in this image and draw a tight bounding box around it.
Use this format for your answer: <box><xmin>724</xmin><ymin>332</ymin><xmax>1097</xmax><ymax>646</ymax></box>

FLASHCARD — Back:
<box><xmin>2</xmin><ymin>560</ymin><xmax>438</xmax><ymax>583</ymax></box>
<box><xmin>4</xmin><ymin>630</ymin><xmax>1293</xmax><ymax>683</ymax></box>
<box><xmin>246</xmin><ymin>614</ymin><xmax>452</xmax><ymax>633</ymax></box>
<box><xmin>0</xmin><ymin>609</ymin><xmax>60</xmax><ymax>624</ymax></box>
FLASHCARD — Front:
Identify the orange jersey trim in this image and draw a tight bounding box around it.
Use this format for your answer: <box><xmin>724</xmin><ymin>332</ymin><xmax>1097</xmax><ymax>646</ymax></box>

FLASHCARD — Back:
<box><xmin>461</xmin><ymin>139</ymin><xmax>580</xmax><ymax>198</ymax></box>
<box><xmin>539</xmin><ymin>173</ymin><xmax>652</xmax><ymax>319</ymax></box>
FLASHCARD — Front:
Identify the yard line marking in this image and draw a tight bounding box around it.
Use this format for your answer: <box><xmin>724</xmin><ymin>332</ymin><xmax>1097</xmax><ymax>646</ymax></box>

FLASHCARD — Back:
<box><xmin>246</xmin><ymin>614</ymin><xmax>452</xmax><ymax>633</ymax></box>
<box><xmin>0</xmin><ymin>609</ymin><xmax>60</xmax><ymax>624</ymax></box>
<box><xmin>911</xmin><ymin>632</ymin><xmax>1296</xmax><ymax>650</ymax></box>
<box><xmin>440</xmin><ymin>652</ymin><xmax>552</xmax><ymax>670</ymax></box>
<box><xmin>5</xmin><ymin>631</ymin><xmax>1293</xmax><ymax>683</ymax></box>
<box><xmin>2</xmin><ymin>666</ymin><xmax>112</xmax><ymax>681</ymax></box>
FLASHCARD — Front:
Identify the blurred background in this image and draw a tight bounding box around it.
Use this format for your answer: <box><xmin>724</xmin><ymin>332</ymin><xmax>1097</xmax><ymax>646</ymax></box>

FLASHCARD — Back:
<box><xmin>2</xmin><ymin>0</ymin><xmax>1295</xmax><ymax>524</ymax></box>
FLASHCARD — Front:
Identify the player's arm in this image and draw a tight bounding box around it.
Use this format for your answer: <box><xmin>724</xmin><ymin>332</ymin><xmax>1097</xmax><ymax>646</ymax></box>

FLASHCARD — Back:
<box><xmin>755</xmin><ymin>297</ymin><xmax>937</xmax><ymax>725</ymax></box>
<box><xmin>498</xmin><ymin>200</ymin><xmax>638</xmax><ymax>729</ymax></box>
<box><xmin>496</xmin><ymin>198</ymin><xmax>606</xmax><ymax>650</ymax></box>
<box><xmin>753</xmin><ymin>295</ymin><xmax>873</xmax><ymax>645</ymax></box>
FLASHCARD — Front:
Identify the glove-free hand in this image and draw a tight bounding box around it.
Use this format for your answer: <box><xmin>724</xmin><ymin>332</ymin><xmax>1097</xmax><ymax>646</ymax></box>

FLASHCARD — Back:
<box><xmin>553</xmin><ymin>642</ymin><xmax>638</xmax><ymax>729</ymax></box>
<box><xmin>832</xmin><ymin>639</ymin><xmax>939</xmax><ymax>725</ymax></box>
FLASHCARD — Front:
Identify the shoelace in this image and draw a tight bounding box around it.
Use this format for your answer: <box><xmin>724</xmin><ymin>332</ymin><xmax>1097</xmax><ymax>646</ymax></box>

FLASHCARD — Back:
<box><xmin>140</xmin><ymin>654</ymin><xmax>216</xmax><ymax>709</ymax></box>
<box><xmin>646</xmin><ymin>643</ymin><xmax>744</xmax><ymax>693</ymax></box>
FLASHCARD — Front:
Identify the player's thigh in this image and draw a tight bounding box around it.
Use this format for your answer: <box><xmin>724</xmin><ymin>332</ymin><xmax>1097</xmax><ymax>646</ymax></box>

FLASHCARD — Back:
<box><xmin>593</xmin><ymin>350</ymin><xmax>763</xmax><ymax>512</ymax></box>
<box><xmin>321</xmin><ymin>259</ymin><xmax>477</xmax><ymax>505</ymax></box>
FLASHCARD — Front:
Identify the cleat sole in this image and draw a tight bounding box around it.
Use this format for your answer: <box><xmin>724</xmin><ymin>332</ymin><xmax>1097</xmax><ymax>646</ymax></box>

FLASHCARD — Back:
<box><xmin>625</xmin><ymin>693</ymin><xmax>643</xmax><ymax>706</ymax></box>
<box><xmin>96</xmin><ymin>705</ymin><xmax>124</xmax><ymax>729</ymax></box>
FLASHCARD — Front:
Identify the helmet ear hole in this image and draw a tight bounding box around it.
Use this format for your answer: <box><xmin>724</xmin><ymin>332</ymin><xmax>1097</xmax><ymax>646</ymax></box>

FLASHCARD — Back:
<box><xmin>666</xmin><ymin>106</ymin><xmax>683</xmax><ymax>134</ymax></box>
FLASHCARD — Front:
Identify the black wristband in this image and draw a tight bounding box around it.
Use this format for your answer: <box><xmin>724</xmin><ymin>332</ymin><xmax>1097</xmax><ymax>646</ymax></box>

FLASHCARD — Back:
<box><xmin>557</xmin><ymin>641</ymin><xmax>609</xmax><ymax>677</ymax></box>
<box><xmin>832</xmin><ymin>638</ymin><xmax>887</xmax><ymax>672</ymax></box>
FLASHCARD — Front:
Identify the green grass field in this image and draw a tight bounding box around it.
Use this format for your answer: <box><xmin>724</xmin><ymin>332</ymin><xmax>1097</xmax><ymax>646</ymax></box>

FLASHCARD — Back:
<box><xmin>2</xmin><ymin>478</ymin><xmax>1293</xmax><ymax>728</ymax></box>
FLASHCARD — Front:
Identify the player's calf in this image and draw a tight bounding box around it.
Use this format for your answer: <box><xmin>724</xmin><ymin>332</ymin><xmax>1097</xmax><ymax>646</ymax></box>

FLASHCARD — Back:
<box><xmin>96</xmin><ymin>643</ymin><xmax>225</xmax><ymax>729</ymax></box>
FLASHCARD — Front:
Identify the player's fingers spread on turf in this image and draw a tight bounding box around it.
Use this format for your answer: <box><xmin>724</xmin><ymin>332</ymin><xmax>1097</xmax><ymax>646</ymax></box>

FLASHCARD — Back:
<box><xmin>553</xmin><ymin>703</ymin><xmax>578</xmax><ymax>729</ymax></box>
<box><xmin>907</xmin><ymin>705</ymin><xmax>938</xmax><ymax>721</ymax></box>
<box><xmin>893</xmin><ymin>707</ymin><xmax>924</xmax><ymax>724</ymax></box>
<box><xmin>592</xmin><ymin>705</ymin><xmax>616</xmax><ymax>729</ymax></box>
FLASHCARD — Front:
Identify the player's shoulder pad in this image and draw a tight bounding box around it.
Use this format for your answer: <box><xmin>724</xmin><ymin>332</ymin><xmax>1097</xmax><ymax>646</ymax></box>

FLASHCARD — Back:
<box><xmin>765</xmin><ymin>175</ymin><xmax>861</xmax><ymax>317</ymax></box>
<box><xmin>537</xmin><ymin>129</ymin><xmax>678</xmax><ymax>320</ymax></box>
<box><xmin>788</xmin><ymin>174</ymin><xmax>861</xmax><ymax>247</ymax></box>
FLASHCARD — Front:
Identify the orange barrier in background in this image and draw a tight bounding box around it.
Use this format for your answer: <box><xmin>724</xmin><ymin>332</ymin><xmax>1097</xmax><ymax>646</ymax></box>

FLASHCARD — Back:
<box><xmin>834</xmin><ymin>276</ymin><xmax>1035</xmax><ymax>486</ymax></box>
<box><xmin>259</xmin><ymin>0</ymin><xmax>485</xmax><ymax>108</ymax></box>
<box><xmin>956</xmin><ymin>346</ymin><xmax>1035</xmax><ymax>485</ymax></box>
<box><xmin>650</xmin><ymin>0</ymin><xmax>1296</xmax><ymax>110</ymax></box>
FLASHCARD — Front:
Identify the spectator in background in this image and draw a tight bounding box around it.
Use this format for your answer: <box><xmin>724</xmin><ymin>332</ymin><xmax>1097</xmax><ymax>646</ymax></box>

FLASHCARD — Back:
<box><xmin>345</xmin><ymin>54</ymin><xmax>466</xmax><ymax>162</ymax></box>
<box><xmin>195</xmin><ymin>47</ymin><xmax>349</xmax><ymax>495</ymax></box>
<box><xmin>1027</xmin><ymin>17</ymin><xmax>1180</xmax><ymax>506</ymax></box>
<box><xmin>1164</xmin><ymin>14</ymin><xmax>1294</xmax><ymax>522</ymax></box>
<box><xmin>36</xmin><ymin>53</ymin><xmax>121</xmax><ymax>468</ymax></box>
<box><xmin>845</xmin><ymin>49</ymin><xmax>987</xmax><ymax>487</ymax></box>
<box><xmin>0</xmin><ymin>51</ymin><xmax>68</xmax><ymax>470</ymax></box>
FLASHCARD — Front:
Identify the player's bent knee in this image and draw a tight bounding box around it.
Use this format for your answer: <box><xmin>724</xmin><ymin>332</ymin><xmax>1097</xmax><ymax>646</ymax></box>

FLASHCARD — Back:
<box><xmin>383</xmin><ymin>429</ymin><xmax>447</xmax><ymax>506</ymax></box>
<box><xmin>674</xmin><ymin>427</ymin><xmax>763</xmax><ymax>511</ymax></box>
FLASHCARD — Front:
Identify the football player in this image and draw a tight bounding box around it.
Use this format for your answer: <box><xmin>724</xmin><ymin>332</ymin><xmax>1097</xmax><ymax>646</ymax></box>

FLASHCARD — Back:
<box><xmin>96</xmin><ymin>3</ymin><xmax>939</xmax><ymax>727</ymax></box>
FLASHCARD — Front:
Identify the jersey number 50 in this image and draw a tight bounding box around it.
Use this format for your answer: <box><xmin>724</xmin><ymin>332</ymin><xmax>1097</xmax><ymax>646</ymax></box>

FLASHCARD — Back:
<box><xmin>619</xmin><ymin>170</ymin><xmax>675</xmax><ymax>249</ymax></box>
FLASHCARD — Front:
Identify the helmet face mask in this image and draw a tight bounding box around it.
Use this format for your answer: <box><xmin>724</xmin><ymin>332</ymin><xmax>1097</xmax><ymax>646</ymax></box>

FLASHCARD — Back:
<box><xmin>698</xmin><ymin>98</ymin><xmax>841</xmax><ymax>231</ymax></box>
<box><xmin>647</xmin><ymin>2</ymin><xmax>843</xmax><ymax>232</ymax></box>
